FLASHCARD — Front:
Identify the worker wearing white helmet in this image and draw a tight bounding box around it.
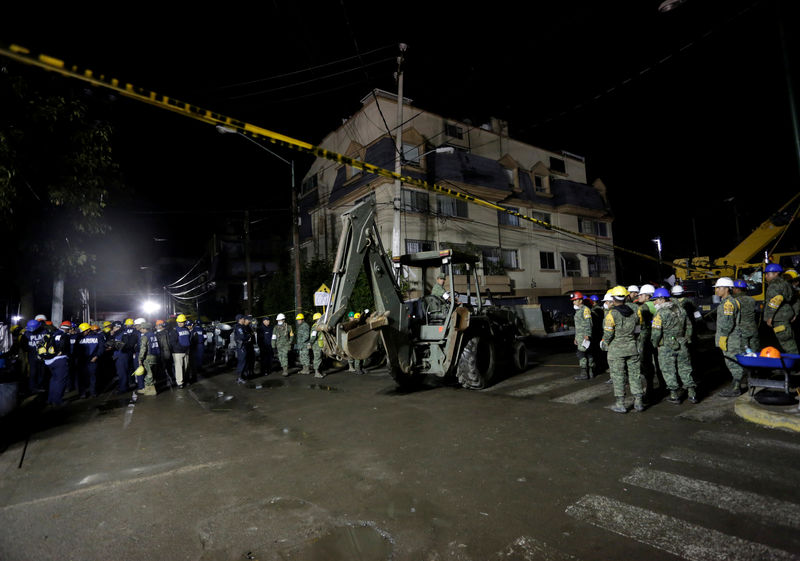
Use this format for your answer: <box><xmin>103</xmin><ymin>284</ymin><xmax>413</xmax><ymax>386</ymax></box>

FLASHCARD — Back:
<box><xmin>626</xmin><ymin>285</ymin><xmax>640</xmax><ymax>302</ymax></box>
<box><xmin>272</xmin><ymin>312</ymin><xmax>293</xmax><ymax>377</ymax></box>
<box><xmin>714</xmin><ymin>277</ymin><xmax>745</xmax><ymax>397</ymax></box>
<box><xmin>633</xmin><ymin>284</ymin><xmax>658</xmax><ymax>397</ymax></box>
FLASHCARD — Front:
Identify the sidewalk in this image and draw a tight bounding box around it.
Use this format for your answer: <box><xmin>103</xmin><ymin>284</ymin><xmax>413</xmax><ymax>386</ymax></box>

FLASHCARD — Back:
<box><xmin>734</xmin><ymin>391</ymin><xmax>800</xmax><ymax>433</ymax></box>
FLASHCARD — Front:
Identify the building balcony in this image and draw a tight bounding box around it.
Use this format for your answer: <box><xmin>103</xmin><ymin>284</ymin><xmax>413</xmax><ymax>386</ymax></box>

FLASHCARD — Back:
<box><xmin>560</xmin><ymin>276</ymin><xmax>609</xmax><ymax>293</ymax></box>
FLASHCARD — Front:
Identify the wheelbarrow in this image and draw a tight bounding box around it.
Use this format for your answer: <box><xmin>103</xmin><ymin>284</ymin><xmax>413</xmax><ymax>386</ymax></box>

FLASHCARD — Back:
<box><xmin>735</xmin><ymin>353</ymin><xmax>800</xmax><ymax>402</ymax></box>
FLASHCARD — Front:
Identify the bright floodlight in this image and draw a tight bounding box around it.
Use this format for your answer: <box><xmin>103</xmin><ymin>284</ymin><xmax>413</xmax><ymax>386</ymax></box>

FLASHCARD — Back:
<box><xmin>141</xmin><ymin>300</ymin><xmax>160</xmax><ymax>315</ymax></box>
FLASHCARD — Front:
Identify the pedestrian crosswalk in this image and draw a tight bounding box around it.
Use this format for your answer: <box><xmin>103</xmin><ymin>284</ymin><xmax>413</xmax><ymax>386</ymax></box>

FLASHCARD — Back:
<box><xmin>564</xmin><ymin>430</ymin><xmax>800</xmax><ymax>560</ymax></box>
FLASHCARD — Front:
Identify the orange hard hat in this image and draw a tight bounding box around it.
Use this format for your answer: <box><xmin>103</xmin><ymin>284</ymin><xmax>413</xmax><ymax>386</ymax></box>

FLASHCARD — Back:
<box><xmin>760</xmin><ymin>346</ymin><xmax>781</xmax><ymax>359</ymax></box>
<box><xmin>570</xmin><ymin>291</ymin><xmax>585</xmax><ymax>301</ymax></box>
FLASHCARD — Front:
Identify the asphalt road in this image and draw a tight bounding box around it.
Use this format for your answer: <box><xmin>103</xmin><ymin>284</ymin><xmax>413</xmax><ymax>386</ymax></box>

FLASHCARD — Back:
<box><xmin>1</xmin><ymin>344</ymin><xmax>800</xmax><ymax>561</ymax></box>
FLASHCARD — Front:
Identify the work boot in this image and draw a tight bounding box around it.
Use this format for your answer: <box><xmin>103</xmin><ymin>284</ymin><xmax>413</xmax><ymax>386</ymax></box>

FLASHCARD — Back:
<box><xmin>574</xmin><ymin>372</ymin><xmax>589</xmax><ymax>381</ymax></box>
<box><xmin>300</xmin><ymin>366</ymin><xmax>310</xmax><ymax>375</ymax></box>
<box><xmin>314</xmin><ymin>370</ymin><xmax>324</xmax><ymax>379</ymax></box>
<box><xmin>719</xmin><ymin>381</ymin><xmax>741</xmax><ymax>397</ymax></box>
<box><xmin>633</xmin><ymin>395</ymin><xmax>645</xmax><ymax>412</ymax></box>
<box><xmin>282</xmin><ymin>368</ymin><xmax>289</xmax><ymax>377</ymax></box>
<box><xmin>667</xmin><ymin>390</ymin><xmax>682</xmax><ymax>404</ymax></box>
<box><xmin>610</xmin><ymin>398</ymin><xmax>628</xmax><ymax>414</ymax></box>
<box><xmin>687</xmin><ymin>387</ymin><xmax>699</xmax><ymax>404</ymax></box>
<box><xmin>139</xmin><ymin>385</ymin><xmax>157</xmax><ymax>396</ymax></box>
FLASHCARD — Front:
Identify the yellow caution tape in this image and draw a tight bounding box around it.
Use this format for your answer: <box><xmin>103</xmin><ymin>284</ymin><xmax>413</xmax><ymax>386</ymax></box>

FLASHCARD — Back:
<box><xmin>0</xmin><ymin>43</ymin><xmax>662</xmax><ymax>265</ymax></box>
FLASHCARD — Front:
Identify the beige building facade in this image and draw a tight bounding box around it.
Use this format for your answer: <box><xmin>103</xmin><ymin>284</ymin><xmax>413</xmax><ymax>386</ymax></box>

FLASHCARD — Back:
<box><xmin>298</xmin><ymin>90</ymin><xmax>615</xmax><ymax>302</ymax></box>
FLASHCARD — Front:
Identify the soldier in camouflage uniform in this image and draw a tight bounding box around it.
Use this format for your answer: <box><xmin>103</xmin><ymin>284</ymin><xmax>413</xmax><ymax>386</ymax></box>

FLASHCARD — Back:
<box><xmin>714</xmin><ymin>277</ymin><xmax>745</xmax><ymax>397</ymax></box>
<box><xmin>272</xmin><ymin>313</ymin><xmax>293</xmax><ymax>376</ymax></box>
<box><xmin>635</xmin><ymin>284</ymin><xmax>660</xmax><ymax>397</ymax></box>
<box><xmin>294</xmin><ymin>313</ymin><xmax>311</xmax><ymax>374</ymax></box>
<box><xmin>571</xmin><ymin>292</ymin><xmax>596</xmax><ymax>380</ymax></box>
<box><xmin>136</xmin><ymin>323</ymin><xmax>158</xmax><ymax>396</ymax></box>
<box><xmin>651</xmin><ymin>288</ymin><xmax>698</xmax><ymax>404</ymax></box>
<box><xmin>601</xmin><ymin>286</ymin><xmax>644</xmax><ymax>413</ymax></box>
<box><xmin>732</xmin><ymin>279</ymin><xmax>760</xmax><ymax>352</ymax></box>
<box><xmin>310</xmin><ymin>312</ymin><xmax>325</xmax><ymax>378</ymax></box>
<box><xmin>764</xmin><ymin>263</ymin><xmax>798</xmax><ymax>354</ymax></box>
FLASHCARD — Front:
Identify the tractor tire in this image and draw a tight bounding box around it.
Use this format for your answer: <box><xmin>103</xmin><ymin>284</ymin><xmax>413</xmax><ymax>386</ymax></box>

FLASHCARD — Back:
<box><xmin>389</xmin><ymin>364</ymin><xmax>420</xmax><ymax>391</ymax></box>
<box><xmin>512</xmin><ymin>340</ymin><xmax>528</xmax><ymax>373</ymax></box>
<box><xmin>456</xmin><ymin>336</ymin><xmax>497</xmax><ymax>389</ymax></box>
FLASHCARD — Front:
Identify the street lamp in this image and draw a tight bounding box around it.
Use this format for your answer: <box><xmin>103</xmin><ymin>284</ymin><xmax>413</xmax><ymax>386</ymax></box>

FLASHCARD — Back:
<box><xmin>216</xmin><ymin>125</ymin><xmax>302</xmax><ymax>315</ymax></box>
<box><xmin>141</xmin><ymin>300</ymin><xmax>160</xmax><ymax>316</ymax></box>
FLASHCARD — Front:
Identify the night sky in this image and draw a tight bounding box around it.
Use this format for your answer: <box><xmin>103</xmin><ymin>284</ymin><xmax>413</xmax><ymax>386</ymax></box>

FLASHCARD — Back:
<box><xmin>1</xmin><ymin>0</ymin><xmax>798</xmax><ymax>312</ymax></box>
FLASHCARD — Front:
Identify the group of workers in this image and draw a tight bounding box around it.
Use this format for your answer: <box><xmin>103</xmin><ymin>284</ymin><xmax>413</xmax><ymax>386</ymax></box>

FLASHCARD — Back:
<box><xmin>10</xmin><ymin>313</ymin><xmax>206</xmax><ymax>406</ymax></box>
<box><xmin>571</xmin><ymin>263</ymin><xmax>800</xmax><ymax>414</ymax></box>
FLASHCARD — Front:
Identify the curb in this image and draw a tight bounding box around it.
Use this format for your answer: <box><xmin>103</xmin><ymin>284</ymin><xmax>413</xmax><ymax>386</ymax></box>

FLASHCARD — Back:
<box><xmin>734</xmin><ymin>393</ymin><xmax>800</xmax><ymax>432</ymax></box>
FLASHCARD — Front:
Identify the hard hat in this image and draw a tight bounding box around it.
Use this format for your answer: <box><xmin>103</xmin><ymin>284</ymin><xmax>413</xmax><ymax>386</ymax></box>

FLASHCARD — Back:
<box><xmin>589</xmin><ymin>295</ymin><xmax>599</xmax><ymax>302</ymax></box>
<box><xmin>34</xmin><ymin>314</ymin><xmax>47</xmax><ymax>321</ymax></box>
<box><xmin>295</xmin><ymin>313</ymin><xmax>304</xmax><ymax>320</ymax></box>
<box><xmin>436</xmin><ymin>273</ymin><xmax>446</xmax><ymax>279</ymax></box>
<box><xmin>570</xmin><ymin>291</ymin><xmax>585</xmax><ymax>301</ymax></box>
<box><xmin>653</xmin><ymin>287</ymin><xmax>671</xmax><ymax>299</ymax></box>
<box><xmin>155</xmin><ymin>319</ymin><xmax>165</xmax><ymax>326</ymax></box>
<box><xmin>133</xmin><ymin>365</ymin><xmax>146</xmax><ymax>377</ymax></box>
<box><xmin>60</xmin><ymin>320</ymin><xmax>72</xmax><ymax>328</ymax></box>
<box><xmin>639</xmin><ymin>284</ymin><xmax>655</xmax><ymax>295</ymax></box>
<box><xmin>627</xmin><ymin>285</ymin><xmax>640</xmax><ymax>293</ymax></box>
<box><xmin>765</xmin><ymin>263</ymin><xmax>783</xmax><ymax>273</ymax></box>
<box><xmin>78</xmin><ymin>322</ymin><xmax>91</xmax><ymax>332</ymax></box>
<box><xmin>783</xmin><ymin>269</ymin><xmax>799</xmax><ymax>279</ymax></box>
<box><xmin>354</xmin><ymin>313</ymin><xmax>361</xmax><ymax>319</ymax></box>
<box><xmin>276</xmin><ymin>313</ymin><xmax>286</xmax><ymax>321</ymax></box>
<box><xmin>713</xmin><ymin>277</ymin><xmax>734</xmax><ymax>288</ymax></box>
<box><xmin>313</xmin><ymin>313</ymin><xmax>322</xmax><ymax>320</ymax></box>
<box><xmin>112</xmin><ymin>320</ymin><xmax>122</xmax><ymax>328</ymax></box>
<box><xmin>760</xmin><ymin>346</ymin><xmax>781</xmax><ymax>359</ymax></box>
<box><xmin>103</xmin><ymin>327</ymin><xmax>111</xmax><ymax>333</ymax></box>
<box><xmin>102</xmin><ymin>321</ymin><xmax>112</xmax><ymax>327</ymax></box>
<box><xmin>176</xmin><ymin>314</ymin><xmax>187</xmax><ymax>323</ymax></box>
<box><xmin>91</xmin><ymin>324</ymin><xmax>99</xmax><ymax>330</ymax></box>
<box><xmin>348</xmin><ymin>311</ymin><xmax>355</xmax><ymax>318</ymax></box>
<box><xmin>671</xmin><ymin>285</ymin><xmax>684</xmax><ymax>295</ymax></box>
<box><xmin>733</xmin><ymin>279</ymin><xmax>747</xmax><ymax>288</ymax></box>
<box><xmin>610</xmin><ymin>286</ymin><xmax>629</xmax><ymax>298</ymax></box>
<box><xmin>25</xmin><ymin>319</ymin><xmax>41</xmax><ymax>332</ymax></box>
<box><xmin>603</xmin><ymin>293</ymin><xmax>614</xmax><ymax>302</ymax></box>
<box><xmin>134</xmin><ymin>317</ymin><xmax>145</xmax><ymax>325</ymax></box>
<box><xmin>124</xmin><ymin>318</ymin><xmax>134</xmax><ymax>326</ymax></box>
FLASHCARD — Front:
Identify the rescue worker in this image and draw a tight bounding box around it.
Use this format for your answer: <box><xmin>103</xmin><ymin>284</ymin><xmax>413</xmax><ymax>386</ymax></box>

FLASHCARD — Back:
<box><xmin>113</xmin><ymin>318</ymin><xmax>138</xmax><ymax>394</ymax></box>
<box><xmin>136</xmin><ymin>322</ymin><xmax>158</xmax><ymax>395</ymax></box>
<box><xmin>671</xmin><ymin>285</ymin><xmax>702</xmax><ymax>339</ymax></box>
<box><xmin>233</xmin><ymin>314</ymin><xmax>248</xmax><ymax>383</ymax></box>
<box><xmin>155</xmin><ymin>320</ymin><xmax>173</xmax><ymax>385</ymax></box>
<box><xmin>601</xmin><ymin>286</ymin><xmax>644</xmax><ymax>413</ymax></box>
<box><xmin>295</xmin><ymin>313</ymin><xmax>311</xmax><ymax>374</ymax></box>
<box><xmin>592</xmin><ymin>293</ymin><xmax>609</xmax><ymax>377</ymax></box>
<box><xmin>189</xmin><ymin>319</ymin><xmax>205</xmax><ymax>381</ymax></box>
<box><xmin>44</xmin><ymin>321</ymin><xmax>72</xmax><ymax>406</ymax></box>
<box><xmin>310</xmin><ymin>312</ymin><xmax>325</xmax><ymax>378</ymax></box>
<box><xmin>651</xmin><ymin>287</ymin><xmax>698</xmax><ymax>404</ymax></box>
<box><xmin>256</xmin><ymin>317</ymin><xmax>274</xmax><ymax>376</ymax></box>
<box><xmin>763</xmin><ymin>263</ymin><xmax>798</xmax><ymax>354</ymax></box>
<box><xmin>732</xmin><ymin>279</ymin><xmax>760</xmax><ymax>352</ymax></box>
<box><xmin>347</xmin><ymin>312</ymin><xmax>365</xmax><ymax>374</ymax></box>
<box><xmin>243</xmin><ymin>316</ymin><xmax>256</xmax><ymax>378</ymax></box>
<box><xmin>635</xmin><ymin>284</ymin><xmax>659</xmax><ymax>396</ymax></box>
<box><xmin>76</xmin><ymin>322</ymin><xmax>104</xmax><ymax>398</ymax></box>
<box><xmin>432</xmin><ymin>273</ymin><xmax>447</xmax><ymax>298</ymax></box>
<box><xmin>571</xmin><ymin>291</ymin><xmax>595</xmax><ymax>380</ymax></box>
<box><xmin>168</xmin><ymin>314</ymin><xmax>191</xmax><ymax>388</ymax></box>
<box><xmin>22</xmin><ymin>319</ymin><xmax>47</xmax><ymax>394</ymax></box>
<box><xmin>626</xmin><ymin>285</ymin><xmax>640</xmax><ymax>303</ymax></box>
<box><xmin>714</xmin><ymin>277</ymin><xmax>745</xmax><ymax>397</ymax></box>
<box><xmin>67</xmin><ymin>322</ymin><xmax>79</xmax><ymax>391</ymax></box>
<box><xmin>272</xmin><ymin>313</ymin><xmax>293</xmax><ymax>376</ymax></box>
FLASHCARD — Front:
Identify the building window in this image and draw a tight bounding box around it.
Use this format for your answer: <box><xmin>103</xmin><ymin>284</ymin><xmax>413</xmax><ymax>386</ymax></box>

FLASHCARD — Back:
<box><xmin>437</xmin><ymin>195</ymin><xmax>468</xmax><ymax>218</ymax></box>
<box><xmin>540</xmin><ymin>251</ymin><xmax>556</xmax><ymax>270</ymax></box>
<box><xmin>578</xmin><ymin>217</ymin><xmax>609</xmax><ymax>237</ymax></box>
<box><xmin>301</xmin><ymin>174</ymin><xmax>318</xmax><ymax>196</ymax></box>
<box><xmin>502</xmin><ymin>249</ymin><xmax>519</xmax><ymax>270</ymax></box>
<box><xmin>534</xmin><ymin>174</ymin><xmax>548</xmax><ymax>193</ymax></box>
<box><xmin>562</xmin><ymin>252</ymin><xmax>582</xmax><ymax>277</ymax></box>
<box><xmin>402</xmin><ymin>189</ymin><xmax>429</xmax><ymax>213</ymax></box>
<box><xmin>549</xmin><ymin>156</ymin><xmax>566</xmax><ymax>174</ymax></box>
<box><xmin>532</xmin><ymin>210</ymin><xmax>552</xmax><ymax>227</ymax></box>
<box><xmin>406</xmin><ymin>239</ymin><xmax>435</xmax><ymax>254</ymax></box>
<box><xmin>503</xmin><ymin>167</ymin><xmax>515</xmax><ymax>187</ymax></box>
<box><xmin>445</xmin><ymin>123</ymin><xmax>464</xmax><ymax>139</ymax></box>
<box><xmin>587</xmin><ymin>254</ymin><xmax>611</xmax><ymax>277</ymax></box>
<box><xmin>402</xmin><ymin>143</ymin><xmax>420</xmax><ymax>165</ymax></box>
<box><xmin>498</xmin><ymin>206</ymin><xmax>520</xmax><ymax>226</ymax></box>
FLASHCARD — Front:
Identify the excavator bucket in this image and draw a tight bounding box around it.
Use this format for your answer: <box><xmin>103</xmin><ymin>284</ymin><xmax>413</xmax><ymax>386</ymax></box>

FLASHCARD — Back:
<box><xmin>342</xmin><ymin>323</ymin><xmax>380</xmax><ymax>360</ymax></box>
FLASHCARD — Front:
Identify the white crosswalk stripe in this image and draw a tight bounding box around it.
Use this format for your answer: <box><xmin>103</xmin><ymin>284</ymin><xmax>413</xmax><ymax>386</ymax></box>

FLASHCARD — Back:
<box><xmin>483</xmin><ymin>371</ymin><xmax>561</xmax><ymax>392</ymax></box>
<box><xmin>565</xmin><ymin>494</ymin><xmax>799</xmax><ymax>561</ymax></box>
<box><xmin>622</xmin><ymin>467</ymin><xmax>800</xmax><ymax>530</ymax></box>
<box><xmin>661</xmin><ymin>447</ymin><xmax>800</xmax><ymax>485</ymax></box>
<box><xmin>550</xmin><ymin>382</ymin><xmax>612</xmax><ymax>404</ymax></box>
<box><xmin>507</xmin><ymin>377</ymin><xmax>577</xmax><ymax>397</ymax></box>
<box><xmin>690</xmin><ymin>430</ymin><xmax>800</xmax><ymax>454</ymax></box>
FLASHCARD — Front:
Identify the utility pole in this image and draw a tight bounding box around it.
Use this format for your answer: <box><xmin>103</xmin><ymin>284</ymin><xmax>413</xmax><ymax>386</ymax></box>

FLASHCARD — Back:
<box><xmin>391</xmin><ymin>43</ymin><xmax>408</xmax><ymax>270</ymax></box>
<box><xmin>244</xmin><ymin>210</ymin><xmax>252</xmax><ymax>315</ymax></box>
<box><xmin>290</xmin><ymin>160</ymin><xmax>302</xmax><ymax>313</ymax></box>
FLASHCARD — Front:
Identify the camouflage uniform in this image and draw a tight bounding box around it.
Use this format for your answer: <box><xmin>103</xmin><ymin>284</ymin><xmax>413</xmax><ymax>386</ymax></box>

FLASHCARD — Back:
<box><xmin>272</xmin><ymin>321</ymin><xmax>293</xmax><ymax>376</ymax></box>
<box><xmin>652</xmin><ymin>301</ymin><xmax>696</xmax><ymax>401</ymax></box>
<box><xmin>573</xmin><ymin>303</ymin><xmax>595</xmax><ymax>379</ymax></box>
<box><xmin>295</xmin><ymin>320</ymin><xmax>311</xmax><ymax>373</ymax></box>
<box><xmin>734</xmin><ymin>291</ymin><xmax>760</xmax><ymax>352</ymax></box>
<box><xmin>634</xmin><ymin>300</ymin><xmax>659</xmax><ymax>393</ymax></box>
<box><xmin>764</xmin><ymin>276</ymin><xmax>798</xmax><ymax>354</ymax></box>
<box><xmin>310</xmin><ymin>319</ymin><xmax>325</xmax><ymax>377</ymax></box>
<box><xmin>716</xmin><ymin>294</ymin><xmax>744</xmax><ymax>394</ymax></box>
<box><xmin>602</xmin><ymin>303</ymin><xmax>643</xmax><ymax>412</ymax></box>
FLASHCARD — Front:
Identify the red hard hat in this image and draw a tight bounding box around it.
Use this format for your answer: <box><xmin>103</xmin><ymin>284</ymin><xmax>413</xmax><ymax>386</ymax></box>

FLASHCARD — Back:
<box><xmin>570</xmin><ymin>291</ymin><xmax>585</xmax><ymax>301</ymax></box>
<box><xmin>760</xmin><ymin>347</ymin><xmax>781</xmax><ymax>359</ymax></box>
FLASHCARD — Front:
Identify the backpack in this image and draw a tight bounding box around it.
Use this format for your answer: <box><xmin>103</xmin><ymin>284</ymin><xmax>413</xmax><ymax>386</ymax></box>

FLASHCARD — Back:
<box><xmin>35</xmin><ymin>332</ymin><xmax>57</xmax><ymax>360</ymax></box>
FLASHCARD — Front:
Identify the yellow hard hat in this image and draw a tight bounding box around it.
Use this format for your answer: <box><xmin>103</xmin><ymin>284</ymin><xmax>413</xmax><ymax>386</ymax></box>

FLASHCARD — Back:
<box><xmin>354</xmin><ymin>312</ymin><xmax>361</xmax><ymax>319</ymax></box>
<box><xmin>78</xmin><ymin>322</ymin><xmax>91</xmax><ymax>332</ymax></box>
<box><xmin>610</xmin><ymin>286</ymin><xmax>629</xmax><ymax>298</ymax></box>
<box><xmin>295</xmin><ymin>313</ymin><xmax>304</xmax><ymax>320</ymax></box>
<box><xmin>312</xmin><ymin>312</ymin><xmax>322</xmax><ymax>320</ymax></box>
<box><xmin>133</xmin><ymin>365</ymin><xmax>146</xmax><ymax>377</ymax></box>
<box><xmin>176</xmin><ymin>314</ymin><xmax>187</xmax><ymax>323</ymax></box>
<box><xmin>784</xmin><ymin>269</ymin><xmax>799</xmax><ymax>279</ymax></box>
<box><xmin>102</xmin><ymin>321</ymin><xmax>112</xmax><ymax>327</ymax></box>
<box><xmin>124</xmin><ymin>318</ymin><xmax>134</xmax><ymax>326</ymax></box>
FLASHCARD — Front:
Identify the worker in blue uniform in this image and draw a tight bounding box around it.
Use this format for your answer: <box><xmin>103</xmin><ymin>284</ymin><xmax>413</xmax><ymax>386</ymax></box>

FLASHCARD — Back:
<box><xmin>77</xmin><ymin>322</ymin><xmax>105</xmax><ymax>398</ymax></box>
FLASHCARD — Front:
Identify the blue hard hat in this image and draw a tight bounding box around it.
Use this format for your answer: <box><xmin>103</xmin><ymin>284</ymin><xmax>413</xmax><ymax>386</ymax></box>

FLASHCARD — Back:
<box><xmin>766</xmin><ymin>263</ymin><xmax>783</xmax><ymax>273</ymax></box>
<box><xmin>589</xmin><ymin>295</ymin><xmax>599</xmax><ymax>301</ymax></box>
<box><xmin>25</xmin><ymin>319</ymin><xmax>41</xmax><ymax>332</ymax></box>
<box><xmin>733</xmin><ymin>279</ymin><xmax>747</xmax><ymax>288</ymax></box>
<box><xmin>653</xmin><ymin>287</ymin><xmax>671</xmax><ymax>299</ymax></box>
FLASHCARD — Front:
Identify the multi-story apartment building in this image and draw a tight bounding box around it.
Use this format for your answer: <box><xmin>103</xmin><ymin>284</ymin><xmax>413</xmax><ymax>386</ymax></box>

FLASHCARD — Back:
<box><xmin>298</xmin><ymin>90</ymin><xmax>615</xmax><ymax>303</ymax></box>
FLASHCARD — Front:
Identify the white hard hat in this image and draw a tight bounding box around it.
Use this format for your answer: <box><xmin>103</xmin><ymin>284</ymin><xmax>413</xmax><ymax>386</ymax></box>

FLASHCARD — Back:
<box><xmin>276</xmin><ymin>313</ymin><xmax>286</xmax><ymax>321</ymax></box>
<box><xmin>603</xmin><ymin>293</ymin><xmax>614</xmax><ymax>302</ymax></box>
<box><xmin>627</xmin><ymin>285</ymin><xmax>640</xmax><ymax>293</ymax></box>
<box><xmin>713</xmin><ymin>277</ymin><xmax>734</xmax><ymax>288</ymax></box>
<box><xmin>671</xmin><ymin>285</ymin><xmax>684</xmax><ymax>295</ymax></box>
<box><xmin>639</xmin><ymin>284</ymin><xmax>655</xmax><ymax>295</ymax></box>
<box><xmin>35</xmin><ymin>314</ymin><xmax>47</xmax><ymax>321</ymax></box>
<box><xmin>134</xmin><ymin>317</ymin><xmax>146</xmax><ymax>325</ymax></box>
